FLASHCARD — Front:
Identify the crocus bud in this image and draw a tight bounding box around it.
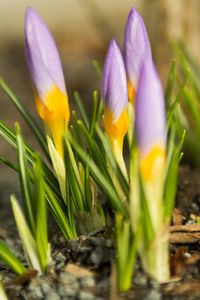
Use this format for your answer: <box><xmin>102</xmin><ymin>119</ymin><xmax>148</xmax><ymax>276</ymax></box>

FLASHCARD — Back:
<box><xmin>135</xmin><ymin>60</ymin><xmax>166</xmax><ymax>181</ymax></box>
<box><xmin>25</xmin><ymin>7</ymin><xmax>69</xmax><ymax>157</ymax></box>
<box><xmin>102</xmin><ymin>39</ymin><xmax>129</xmax><ymax>153</ymax></box>
<box><xmin>123</xmin><ymin>7</ymin><xmax>152</xmax><ymax>104</ymax></box>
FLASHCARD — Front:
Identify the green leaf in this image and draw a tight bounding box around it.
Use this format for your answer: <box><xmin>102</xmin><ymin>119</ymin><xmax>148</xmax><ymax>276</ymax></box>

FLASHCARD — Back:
<box><xmin>93</xmin><ymin>60</ymin><xmax>102</xmax><ymax>78</ymax></box>
<box><xmin>95</xmin><ymin>125</ymin><xmax>129</xmax><ymax>198</ymax></box>
<box><xmin>67</xmin><ymin>133</ymin><xmax>128</xmax><ymax>218</ymax></box>
<box><xmin>89</xmin><ymin>91</ymin><xmax>98</xmax><ymax>136</ymax></box>
<box><xmin>33</xmin><ymin>153</ymin><xmax>48</xmax><ymax>272</ymax></box>
<box><xmin>0</xmin><ymin>78</ymin><xmax>50</xmax><ymax>162</ymax></box>
<box><xmin>164</xmin><ymin>130</ymin><xmax>185</xmax><ymax>218</ymax></box>
<box><xmin>15</xmin><ymin>123</ymin><xmax>35</xmax><ymax>234</ymax></box>
<box><xmin>175</xmin><ymin>42</ymin><xmax>200</xmax><ymax>96</ymax></box>
<box><xmin>47</xmin><ymin>136</ymin><xmax>67</xmax><ymax>203</ymax></box>
<box><xmin>0</xmin><ymin>240</ymin><xmax>26</xmax><ymax>275</ymax></box>
<box><xmin>183</xmin><ymin>88</ymin><xmax>200</xmax><ymax>135</ymax></box>
<box><xmin>139</xmin><ymin>174</ymin><xmax>154</xmax><ymax>248</ymax></box>
<box><xmin>74</xmin><ymin>91</ymin><xmax>89</xmax><ymax>129</ymax></box>
<box><xmin>0</xmin><ymin>120</ymin><xmax>63</xmax><ymax>203</ymax></box>
<box><xmin>44</xmin><ymin>185</ymin><xmax>76</xmax><ymax>240</ymax></box>
<box><xmin>129</xmin><ymin>145</ymin><xmax>141</xmax><ymax>231</ymax></box>
<box><xmin>116</xmin><ymin>215</ymin><xmax>138</xmax><ymax>291</ymax></box>
<box><xmin>96</xmin><ymin>98</ymin><xmax>103</xmax><ymax>123</ymax></box>
<box><xmin>165</xmin><ymin>121</ymin><xmax>176</xmax><ymax>177</ymax></box>
<box><xmin>64</xmin><ymin>138</ymin><xmax>85</xmax><ymax>211</ymax></box>
<box><xmin>11</xmin><ymin>195</ymin><xmax>41</xmax><ymax>272</ymax></box>
<box><xmin>72</xmin><ymin>110</ymin><xmax>83</xmax><ymax>147</ymax></box>
<box><xmin>78</xmin><ymin>121</ymin><xmax>108</xmax><ymax>177</ymax></box>
<box><xmin>167</xmin><ymin>70</ymin><xmax>190</xmax><ymax>130</ymax></box>
<box><xmin>0</xmin><ymin>155</ymin><xmax>18</xmax><ymax>172</ymax></box>
<box><xmin>165</xmin><ymin>59</ymin><xmax>176</xmax><ymax>108</ymax></box>
<box><xmin>85</xmin><ymin>166</ymin><xmax>92</xmax><ymax>210</ymax></box>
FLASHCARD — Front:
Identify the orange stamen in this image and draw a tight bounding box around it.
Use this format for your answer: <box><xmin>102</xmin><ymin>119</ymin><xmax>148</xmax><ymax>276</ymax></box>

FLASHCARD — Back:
<box><xmin>127</xmin><ymin>79</ymin><xmax>136</xmax><ymax>104</ymax></box>
<box><xmin>140</xmin><ymin>145</ymin><xmax>166</xmax><ymax>181</ymax></box>
<box><xmin>34</xmin><ymin>86</ymin><xmax>70</xmax><ymax>158</ymax></box>
<box><xmin>104</xmin><ymin>107</ymin><xmax>129</xmax><ymax>151</ymax></box>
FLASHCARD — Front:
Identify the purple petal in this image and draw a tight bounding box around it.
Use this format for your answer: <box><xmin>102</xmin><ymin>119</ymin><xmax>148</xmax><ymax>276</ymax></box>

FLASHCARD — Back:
<box><xmin>102</xmin><ymin>39</ymin><xmax>128</xmax><ymax>122</ymax></box>
<box><xmin>135</xmin><ymin>60</ymin><xmax>166</xmax><ymax>158</ymax></box>
<box><xmin>25</xmin><ymin>7</ymin><xmax>67</xmax><ymax>102</ymax></box>
<box><xmin>123</xmin><ymin>7</ymin><xmax>152</xmax><ymax>88</ymax></box>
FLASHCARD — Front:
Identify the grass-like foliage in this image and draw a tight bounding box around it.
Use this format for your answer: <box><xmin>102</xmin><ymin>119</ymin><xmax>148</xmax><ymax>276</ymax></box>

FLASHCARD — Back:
<box><xmin>173</xmin><ymin>42</ymin><xmax>200</xmax><ymax>168</ymax></box>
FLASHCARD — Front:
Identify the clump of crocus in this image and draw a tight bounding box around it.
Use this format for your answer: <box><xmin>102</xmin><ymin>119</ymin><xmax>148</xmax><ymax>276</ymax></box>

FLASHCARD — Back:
<box><xmin>25</xmin><ymin>7</ymin><xmax>69</xmax><ymax>158</ymax></box>
<box><xmin>132</xmin><ymin>59</ymin><xmax>169</xmax><ymax>282</ymax></box>
<box><xmin>123</xmin><ymin>7</ymin><xmax>152</xmax><ymax>104</ymax></box>
<box><xmin>102</xmin><ymin>40</ymin><xmax>129</xmax><ymax>154</ymax></box>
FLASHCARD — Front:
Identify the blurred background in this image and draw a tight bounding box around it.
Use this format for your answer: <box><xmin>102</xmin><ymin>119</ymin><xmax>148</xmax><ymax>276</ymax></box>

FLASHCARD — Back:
<box><xmin>0</xmin><ymin>0</ymin><xmax>200</xmax><ymax>201</ymax></box>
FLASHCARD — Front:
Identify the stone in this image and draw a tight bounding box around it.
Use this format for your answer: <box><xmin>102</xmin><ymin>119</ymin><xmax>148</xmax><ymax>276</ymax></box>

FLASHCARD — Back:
<box><xmin>58</xmin><ymin>284</ymin><xmax>77</xmax><ymax>298</ymax></box>
<box><xmin>46</xmin><ymin>291</ymin><xmax>61</xmax><ymax>300</ymax></box>
<box><xmin>90</xmin><ymin>247</ymin><xmax>103</xmax><ymax>264</ymax></box>
<box><xmin>59</xmin><ymin>272</ymin><xmax>79</xmax><ymax>289</ymax></box>
<box><xmin>80</xmin><ymin>276</ymin><xmax>95</xmax><ymax>288</ymax></box>
<box><xmin>79</xmin><ymin>290</ymin><xmax>95</xmax><ymax>300</ymax></box>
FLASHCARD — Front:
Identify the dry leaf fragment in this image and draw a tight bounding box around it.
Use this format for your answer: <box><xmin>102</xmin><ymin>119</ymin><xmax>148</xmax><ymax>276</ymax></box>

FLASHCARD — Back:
<box><xmin>169</xmin><ymin>232</ymin><xmax>200</xmax><ymax>244</ymax></box>
<box><xmin>168</xmin><ymin>281</ymin><xmax>200</xmax><ymax>297</ymax></box>
<box><xmin>172</xmin><ymin>208</ymin><xmax>185</xmax><ymax>226</ymax></box>
<box><xmin>170</xmin><ymin>247</ymin><xmax>187</xmax><ymax>277</ymax></box>
<box><xmin>170</xmin><ymin>224</ymin><xmax>200</xmax><ymax>232</ymax></box>
<box><xmin>185</xmin><ymin>252</ymin><xmax>200</xmax><ymax>265</ymax></box>
<box><xmin>64</xmin><ymin>263</ymin><xmax>93</xmax><ymax>278</ymax></box>
<box><xmin>169</xmin><ymin>224</ymin><xmax>200</xmax><ymax>244</ymax></box>
<box><xmin>4</xmin><ymin>270</ymin><xmax>38</xmax><ymax>289</ymax></box>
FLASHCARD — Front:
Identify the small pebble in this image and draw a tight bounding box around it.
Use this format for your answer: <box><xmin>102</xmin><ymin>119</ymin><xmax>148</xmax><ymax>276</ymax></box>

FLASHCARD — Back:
<box><xmin>56</xmin><ymin>261</ymin><xmax>65</xmax><ymax>270</ymax></box>
<box><xmin>40</xmin><ymin>280</ymin><xmax>52</xmax><ymax>294</ymax></box>
<box><xmin>149</xmin><ymin>279</ymin><xmax>160</xmax><ymax>290</ymax></box>
<box><xmin>46</xmin><ymin>292</ymin><xmax>61</xmax><ymax>300</ymax></box>
<box><xmin>184</xmin><ymin>252</ymin><xmax>191</xmax><ymax>259</ymax></box>
<box><xmin>97</xmin><ymin>277</ymin><xmax>109</xmax><ymax>289</ymax></box>
<box><xmin>104</xmin><ymin>239</ymin><xmax>112</xmax><ymax>247</ymax></box>
<box><xmin>60</xmin><ymin>272</ymin><xmax>79</xmax><ymax>289</ymax></box>
<box><xmin>90</xmin><ymin>247</ymin><xmax>103</xmax><ymax>264</ymax></box>
<box><xmin>190</xmin><ymin>202</ymin><xmax>199</xmax><ymax>212</ymax></box>
<box><xmin>132</xmin><ymin>273</ymin><xmax>147</xmax><ymax>286</ymax></box>
<box><xmin>58</xmin><ymin>284</ymin><xmax>77</xmax><ymax>298</ymax></box>
<box><xmin>68</xmin><ymin>239</ymin><xmax>79</xmax><ymax>252</ymax></box>
<box><xmin>145</xmin><ymin>290</ymin><xmax>162</xmax><ymax>300</ymax></box>
<box><xmin>28</xmin><ymin>284</ymin><xmax>43</xmax><ymax>299</ymax></box>
<box><xmin>80</xmin><ymin>276</ymin><xmax>95</xmax><ymax>288</ymax></box>
<box><xmin>80</xmin><ymin>235</ymin><xmax>87</xmax><ymax>241</ymax></box>
<box><xmin>55</xmin><ymin>252</ymin><xmax>66</xmax><ymax>262</ymax></box>
<box><xmin>79</xmin><ymin>290</ymin><xmax>95</xmax><ymax>300</ymax></box>
<box><xmin>186</xmin><ymin>219</ymin><xmax>196</xmax><ymax>225</ymax></box>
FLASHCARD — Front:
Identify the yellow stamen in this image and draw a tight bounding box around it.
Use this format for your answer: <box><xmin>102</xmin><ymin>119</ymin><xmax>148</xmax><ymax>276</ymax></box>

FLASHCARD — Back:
<box><xmin>140</xmin><ymin>145</ymin><xmax>166</xmax><ymax>181</ymax></box>
<box><xmin>104</xmin><ymin>107</ymin><xmax>129</xmax><ymax>152</ymax></box>
<box><xmin>34</xmin><ymin>86</ymin><xmax>70</xmax><ymax>158</ymax></box>
<box><xmin>127</xmin><ymin>79</ymin><xmax>136</xmax><ymax>104</ymax></box>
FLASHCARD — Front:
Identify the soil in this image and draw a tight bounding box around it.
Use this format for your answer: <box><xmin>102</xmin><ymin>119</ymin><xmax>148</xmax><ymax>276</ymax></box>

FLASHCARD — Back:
<box><xmin>0</xmin><ymin>164</ymin><xmax>200</xmax><ymax>300</ymax></box>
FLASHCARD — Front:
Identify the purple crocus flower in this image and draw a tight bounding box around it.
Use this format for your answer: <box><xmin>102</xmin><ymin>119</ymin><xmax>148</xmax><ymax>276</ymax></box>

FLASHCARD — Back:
<box><xmin>102</xmin><ymin>39</ymin><xmax>129</xmax><ymax>152</ymax></box>
<box><xmin>135</xmin><ymin>60</ymin><xmax>166</xmax><ymax>180</ymax></box>
<box><xmin>123</xmin><ymin>7</ymin><xmax>152</xmax><ymax>103</ymax></box>
<box><xmin>25</xmin><ymin>7</ymin><xmax>69</xmax><ymax>157</ymax></box>
<box><xmin>25</xmin><ymin>7</ymin><xmax>67</xmax><ymax>100</ymax></box>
